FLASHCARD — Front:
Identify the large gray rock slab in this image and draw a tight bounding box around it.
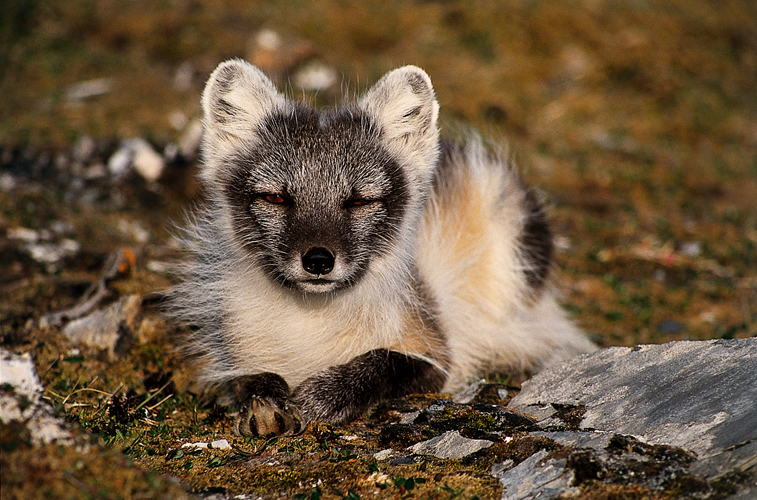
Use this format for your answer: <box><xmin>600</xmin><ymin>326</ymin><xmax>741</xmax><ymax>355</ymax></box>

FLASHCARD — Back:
<box><xmin>504</xmin><ymin>338</ymin><xmax>757</xmax><ymax>497</ymax></box>
<box><xmin>509</xmin><ymin>339</ymin><xmax>757</xmax><ymax>461</ymax></box>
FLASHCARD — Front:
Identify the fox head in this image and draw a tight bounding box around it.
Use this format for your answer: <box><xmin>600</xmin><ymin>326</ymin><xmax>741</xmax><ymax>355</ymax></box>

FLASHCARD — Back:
<box><xmin>200</xmin><ymin>60</ymin><xmax>440</xmax><ymax>294</ymax></box>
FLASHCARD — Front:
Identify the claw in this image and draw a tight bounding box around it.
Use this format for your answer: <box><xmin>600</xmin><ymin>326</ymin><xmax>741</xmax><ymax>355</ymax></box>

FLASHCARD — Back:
<box><xmin>234</xmin><ymin>397</ymin><xmax>302</xmax><ymax>437</ymax></box>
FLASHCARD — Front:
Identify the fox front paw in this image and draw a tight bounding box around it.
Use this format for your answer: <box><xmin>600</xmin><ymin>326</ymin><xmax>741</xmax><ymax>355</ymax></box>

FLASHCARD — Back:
<box><xmin>234</xmin><ymin>396</ymin><xmax>302</xmax><ymax>437</ymax></box>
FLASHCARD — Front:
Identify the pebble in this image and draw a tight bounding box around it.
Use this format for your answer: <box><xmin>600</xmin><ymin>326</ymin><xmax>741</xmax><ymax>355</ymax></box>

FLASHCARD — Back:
<box><xmin>66</xmin><ymin>78</ymin><xmax>113</xmax><ymax>102</ymax></box>
<box><xmin>130</xmin><ymin>138</ymin><xmax>165</xmax><ymax>182</ymax></box>
<box><xmin>107</xmin><ymin>138</ymin><xmax>165</xmax><ymax>181</ymax></box>
<box><xmin>407</xmin><ymin>430</ymin><xmax>493</xmax><ymax>460</ymax></box>
<box><xmin>107</xmin><ymin>145</ymin><xmax>133</xmax><ymax>178</ymax></box>
<box><xmin>181</xmin><ymin>439</ymin><xmax>231</xmax><ymax>450</ymax></box>
<box><xmin>293</xmin><ymin>61</ymin><xmax>338</xmax><ymax>91</ymax></box>
<box><xmin>7</xmin><ymin>227</ymin><xmax>40</xmax><ymax>242</ymax></box>
<box><xmin>62</xmin><ymin>295</ymin><xmax>142</xmax><ymax>359</ymax></box>
<box><xmin>493</xmin><ymin>450</ymin><xmax>577</xmax><ymax>500</ymax></box>
<box><xmin>680</xmin><ymin>241</ymin><xmax>702</xmax><ymax>257</ymax></box>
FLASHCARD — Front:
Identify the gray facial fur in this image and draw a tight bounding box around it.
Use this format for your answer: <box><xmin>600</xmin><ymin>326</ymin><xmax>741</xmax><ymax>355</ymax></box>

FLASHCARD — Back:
<box><xmin>223</xmin><ymin>104</ymin><xmax>410</xmax><ymax>292</ymax></box>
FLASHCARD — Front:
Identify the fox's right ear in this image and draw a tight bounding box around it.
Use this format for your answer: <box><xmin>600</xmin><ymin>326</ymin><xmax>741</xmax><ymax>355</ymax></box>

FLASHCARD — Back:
<box><xmin>201</xmin><ymin>60</ymin><xmax>285</xmax><ymax>182</ymax></box>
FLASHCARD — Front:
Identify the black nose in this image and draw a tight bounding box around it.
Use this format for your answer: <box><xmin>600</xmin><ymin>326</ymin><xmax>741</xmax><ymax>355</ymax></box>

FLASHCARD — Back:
<box><xmin>302</xmin><ymin>247</ymin><xmax>335</xmax><ymax>275</ymax></box>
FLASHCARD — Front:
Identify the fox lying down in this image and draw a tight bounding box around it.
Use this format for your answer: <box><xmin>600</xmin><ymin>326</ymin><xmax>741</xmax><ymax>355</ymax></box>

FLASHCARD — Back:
<box><xmin>171</xmin><ymin>59</ymin><xmax>595</xmax><ymax>437</ymax></box>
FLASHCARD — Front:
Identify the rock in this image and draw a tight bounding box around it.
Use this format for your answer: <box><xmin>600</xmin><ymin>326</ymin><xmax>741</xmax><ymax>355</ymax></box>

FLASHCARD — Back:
<box><xmin>107</xmin><ymin>144</ymin><xmax>133</xmax><ymax>178</ymax></box>
<box><xmin>293</xmin><ymin>61</ymin><xmax>338</xmax><ymax>91</ymax></box>
<box><xmin>7</xmin><ymin>227</ymin><xmax>40</xmax><ymax>242</ymax></box>
<box><xmin>129</xmin><ymin>138</ymin><xmax>164</xmax><ymax>182</ymax></box>
<box><xmin>492</xmin><ymin>450</ymin><xmax>577</xmax><ymax>500</ymax></box>
<box><xmin>453</xmin><ymin>378</ymin><xmax>486</xmax><ymax>404</ymax></box>
<box><xmin>530</xmin><ymin>430</ymin><xmax>614</xmax><ymax>451</ymax></box>
<box><xmin>373</xmin><ymin>448</ymin><xmax>395</xmax><ymax>461</ymax></box>
<box><xmin>0</xmin><ymin>349</ymin><xmax>73</xmax><ymax>445</ymax></box>
<box><xmin>26</xmin><ymin>239</ymin><xmax>80</xmax><ymax>265</ymax></box>
<box><xmin>66</xmin><ymin>78</ymin><xmax>112</xmax><ymax>102</ymax></box>
<box><xmin>107</xmin><ymin>139</ymin><xmax>165</xmax><ymax>181</ymax></box>
<box><xmin>0</xmin><ymin>171</ymin><xmax>17</xmax><ymax>191</ymax></box>
<box><xmin>62</xmin><ymin>295</ymin><xmax>142</xmax><ymax>358</ymax></box>
<box><xmin>657</xmin><ymin>318</ymin><xmax>685</xmax><ymax>334</ymax></box>
<box><xmin>407</xmin><ymin>430</ymin><xmax>493</xmax><ymax>460</ymax></box>
<box><xmin>506</xmin><ymin>339</ymin><xmax>757</xmax><ymax>497</ymax></box>
<box><xmin>182</xmin><ymin>439</ymin><xmax>231</xmax><ymax>450</ymax></box>
<box><xmin>168</xmin><ymin>110</ymin><xmax>189</xmax><ymax>131</ymax></box>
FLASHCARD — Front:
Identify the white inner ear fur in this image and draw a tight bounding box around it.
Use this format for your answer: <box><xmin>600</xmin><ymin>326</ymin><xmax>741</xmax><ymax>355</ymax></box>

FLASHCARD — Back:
<box><xmin>358</xmin><ymin>66</ymin><xmax>440</xmax><ymax>183</ymax></box>
<box><xmin>201</xmin><ymin>59</ymin><xmax>285</xmax><ymax>186</ymax></box>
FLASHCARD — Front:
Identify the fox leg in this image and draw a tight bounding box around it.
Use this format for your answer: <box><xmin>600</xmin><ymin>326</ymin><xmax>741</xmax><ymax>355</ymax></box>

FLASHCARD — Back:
<box><xmin>291</xmin><ymin>349</ymin><xmax>447</xmax><ymax>425</ymax></box>
<box><xmin>230</xmin><ymin>373</ymin><xmax>302</xmax><ymax>437</ymax></box>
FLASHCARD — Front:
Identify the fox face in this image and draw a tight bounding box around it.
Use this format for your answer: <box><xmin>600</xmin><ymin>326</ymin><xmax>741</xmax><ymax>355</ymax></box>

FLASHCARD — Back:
<box><xmin>200</xmin><ymin>60</ymin><xmax>440</xmax><ymax>294</ymax></box>
<box><xmin>223</xmin><ymin>108</ymin><xmax>410</xmax><ymax>293</ymax></box>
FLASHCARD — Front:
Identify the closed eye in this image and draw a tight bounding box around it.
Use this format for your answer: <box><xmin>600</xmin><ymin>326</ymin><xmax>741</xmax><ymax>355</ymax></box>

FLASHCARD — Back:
<box><xmin>346</xmin><ymin>198</ymin><xmax>380</xmax><ymax>208</ymax></box>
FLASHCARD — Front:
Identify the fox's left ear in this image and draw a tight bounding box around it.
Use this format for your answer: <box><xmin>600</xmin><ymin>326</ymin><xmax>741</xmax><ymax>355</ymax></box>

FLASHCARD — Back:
<box><xmin>359</xmin><ymin>66</ymin><xmax>440</xmax><ymax>178</ymax></box>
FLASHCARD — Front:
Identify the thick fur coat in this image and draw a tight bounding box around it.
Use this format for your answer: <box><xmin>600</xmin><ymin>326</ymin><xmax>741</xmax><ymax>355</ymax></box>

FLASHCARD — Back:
<box><xmin>170</xmin><ymin>60</ymin><xmax>595</xmax><ymax>436</ymax></box>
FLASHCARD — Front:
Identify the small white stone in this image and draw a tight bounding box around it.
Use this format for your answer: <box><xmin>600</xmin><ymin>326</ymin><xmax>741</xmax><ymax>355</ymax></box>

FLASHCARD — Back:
<box><xmin>168</xmin><ymin>110</ymin><xmax>188</xmax><ymax>130</ymax></box>
<box><xmin>209</xmin><ymin>439</ymin><xmax>231</xmax><ymax>450</ymax></box>
<box><xmin>146</xmin><ymin>260</ymin><xmax>172</xmax><ymax>274</ymax></box>
<box><xmin>108</xmin><ymin>146</ymin><xmax>133</xmax><ymax>177</ymax></box>
<box><xmin>0</xmin><ymin>172</ymin><xmax>17</xmax><ymax>192</ymax></box>
<box><xmin>129</xmin><ymin>138</ymin><xmax>164</xmax><ymax>182</ymax></box>
<box><xmin>182</xmin><ymin>442</ymin><xmax>208</xmax><ymax>449</ymax></box>
<box><xmin>7</xmin><ymin>227</ymin><xmax>39</xmax><ymax>242</ymax></box>
<box><xmin>294</xmin><ymin>61</ymin><xmax>337</xmax><ymax>91</ymax></box>
<box><xmin>0</xmin><ymin>351</ymin><xmax>43</xmax><ymax>397</ymax></box>
<box><xmin>256</xmin><ymin>29</ymin><xmax>281</xmax><ymax>51</ymax></box>
<box><xmin>66</xmin><ymin>78</ymin><xmax>112</xmax><ymax>102</ymax></box>
<box><xmin>680</xmin><ymin>241</ymin><xmax>702</xmax><ymax>258</ymax></box>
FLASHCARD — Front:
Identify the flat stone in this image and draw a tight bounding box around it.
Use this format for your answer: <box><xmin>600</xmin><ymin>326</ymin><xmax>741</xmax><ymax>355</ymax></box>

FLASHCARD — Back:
<box><xmin>407</xmin><ymin>430</ymin><xmax>493</xmax><ymax>459</ymax></box>
<box><xmin>508</xmin><ymin>338</ymin><xmax>757</xmax><ymax>489</ymax></box>
<box><xmin>492</xmin><ymin>450</ymin><xmax>577</xmax><ymax>500</ymax></box>
<box><xmin>62</xmin><ymin>295</ymin><xmax>142</xmax><ymax>358</ymax></box>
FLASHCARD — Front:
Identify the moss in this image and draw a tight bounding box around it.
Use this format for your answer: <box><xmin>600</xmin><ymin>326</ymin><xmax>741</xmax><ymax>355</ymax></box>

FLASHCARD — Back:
<box><xmin>2</xmin><ymin>1</ymin><xmax>756</xmax><ymax>498</ymax></box>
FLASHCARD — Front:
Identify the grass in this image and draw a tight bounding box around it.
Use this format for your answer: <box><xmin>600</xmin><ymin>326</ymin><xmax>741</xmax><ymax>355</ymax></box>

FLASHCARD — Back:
<box><xmin>1</xmin><ymin>0</ymin><xmax>755</xmax><ymax>498</ymax></box>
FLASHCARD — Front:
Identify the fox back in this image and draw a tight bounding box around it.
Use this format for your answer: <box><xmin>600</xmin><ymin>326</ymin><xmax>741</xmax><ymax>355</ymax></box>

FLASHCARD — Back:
<box><xmin>170</xmin><ymin>60</ymin><xmax>594</xmax><ymax>435</ymax></box>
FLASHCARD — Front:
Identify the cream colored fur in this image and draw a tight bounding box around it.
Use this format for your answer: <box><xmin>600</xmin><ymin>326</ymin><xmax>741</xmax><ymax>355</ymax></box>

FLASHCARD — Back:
<box><xmin>176</xmin><ymin>60</ymin><xmax>595</xmax><ymax>395</ymax></box>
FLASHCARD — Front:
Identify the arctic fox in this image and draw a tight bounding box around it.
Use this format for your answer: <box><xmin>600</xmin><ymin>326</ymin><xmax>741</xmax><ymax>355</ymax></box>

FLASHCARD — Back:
<box><xmin>170</xmin><ymin>59</ymin><xmax>595</xmax><ymax>437</ymax></box>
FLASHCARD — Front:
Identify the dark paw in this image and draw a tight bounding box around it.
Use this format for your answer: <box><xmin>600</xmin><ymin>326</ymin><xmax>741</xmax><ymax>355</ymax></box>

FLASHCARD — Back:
<box><xmin>234</xmin><ymin>397</ymin><xmax>302</xmax><ymax>437</ymax></box>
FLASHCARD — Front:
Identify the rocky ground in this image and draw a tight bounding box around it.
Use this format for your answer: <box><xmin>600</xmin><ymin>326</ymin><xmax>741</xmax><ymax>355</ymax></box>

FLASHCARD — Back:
<box><xmin>1</xmin><ymin>1</ymin><xmax>756</xmax><ymax>499</ymax></box>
